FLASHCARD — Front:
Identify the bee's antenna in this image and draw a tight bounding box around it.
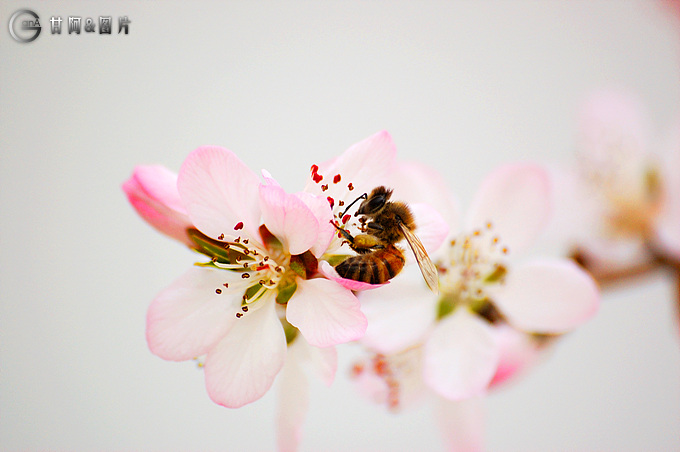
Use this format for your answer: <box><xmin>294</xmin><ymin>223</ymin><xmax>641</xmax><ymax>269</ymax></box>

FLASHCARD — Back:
<box><xmin>340</xmin><ymin>192</ymin><xmax>367</xmax><ymax>218</ymax></box>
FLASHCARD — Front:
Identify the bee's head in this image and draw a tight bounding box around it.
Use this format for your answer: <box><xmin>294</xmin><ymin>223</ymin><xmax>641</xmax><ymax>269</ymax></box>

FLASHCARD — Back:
<box><xmin>356</xmin><ymin>186</ymin><xmax>393</xmax><ymax>216</ymax></box>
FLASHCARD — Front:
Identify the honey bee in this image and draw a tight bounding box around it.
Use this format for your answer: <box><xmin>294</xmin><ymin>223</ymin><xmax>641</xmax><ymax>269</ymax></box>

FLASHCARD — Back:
<box><xmin>333</xmin><ymin>186</ymin><xmax>439</xmax><ymax>293</ymax></box>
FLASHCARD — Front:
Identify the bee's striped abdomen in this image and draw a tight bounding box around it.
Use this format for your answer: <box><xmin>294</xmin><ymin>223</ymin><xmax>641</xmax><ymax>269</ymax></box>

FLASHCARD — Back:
<box><xmin>335</xmin><ymin>245</ymin><xmax>405</xmax><ymax>284</ymax></box>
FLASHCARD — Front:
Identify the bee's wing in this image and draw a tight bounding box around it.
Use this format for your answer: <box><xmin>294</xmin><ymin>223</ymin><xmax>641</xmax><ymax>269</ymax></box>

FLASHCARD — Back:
<box><xmin>398</xmin><ymin>223</ymin><xmax>439</xmax><ymax>294</ymax></box>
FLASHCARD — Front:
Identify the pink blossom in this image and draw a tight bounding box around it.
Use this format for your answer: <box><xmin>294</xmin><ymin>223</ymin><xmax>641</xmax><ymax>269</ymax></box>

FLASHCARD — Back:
<box><xmin>358</xmin><ymin>163</ymin><xmax>600</xmax><ymax>404</ymax></box>
<box><xmin>145</xmin><ymin>146</ymin><xmax>366</xmax><ymax>408</ymax></box>
<box><xmin>122</xmin><ymin>165</ymin><xmax>193</xmax><ymax>247</ymax></box>
<box><xmin>134</xmin><ymin>131</ymin><xmax>449</xmax><ymax>413</ymax></box>
<box><xmin>556</xmin><ymin>89</ymin><xmax>680</xmax><ymax>266</ymax></box>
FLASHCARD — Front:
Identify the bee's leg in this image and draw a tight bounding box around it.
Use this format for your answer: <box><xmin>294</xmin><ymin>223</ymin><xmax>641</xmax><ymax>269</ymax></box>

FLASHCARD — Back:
<box><xmin>365</xmin><ymin>221</ymin><xmax>384</xmax><ymax>232</ymax></box>
<box><xmin>331</xmin><ymin>221</ymin><xmax>356</xmax><ymax>244</ymax></box>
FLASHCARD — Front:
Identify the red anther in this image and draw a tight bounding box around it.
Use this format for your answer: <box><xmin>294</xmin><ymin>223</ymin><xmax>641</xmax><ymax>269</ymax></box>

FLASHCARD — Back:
<box><xmin>327</xmin><ymin>196</ymin><xmax>335</xmax><ymax>209</ymax></box>
<box><xmin>223</xmin><ymin>283</ymin><xmax>229</xmax><ymax>287</ymax></box>
<box><xmin>351</xmin><ymin>363</ymin><xmax>364</xmax><ymax>377</ymax></box>
<box><xmin>373</xmin><ymin>356</ymin><xmax>388</xmax><ymax>376</ymax></box>
<box><xmin>338</xmin><ymin>200</ymin><xmax>345</xmax><ymax>206</ymax></box>
<box><xmin>255</xmin><ymin>264</ymin><xmax>270</xmax><ymax>271</ymax></box>
<box><xmin>241</xmin><ymin>273</ymin><xmax>250</xmax><ymax>279</ymax></box>
<box><xmin>342</xmin><ymin>214</ymin><xmax>350</xmax><ymax>224</ymax></box>
<box><xmin>215</xmin><ymin>288</ymin><xmax>222</xmax><ymax>294</ymax></box>
<box><xmin>236</xmin><ymin>313</ymin><xmax>243</xmax><ymax>318</ymax></box>
<box><xmin>321</xmin><ymin>184</ymin><xmax>329</xmax><ymax>191</ymax></box>
<box><xmin>333</xmin><ymin>174</ymin><xmax>341</xmax><ymax>184</ymax></box>
<box><xmin>234</xmin><ymin>222</ymin><xmax>244</xmax><ymax>230</ymax></box>
<box><xmin>312</xmin><ymin>173</ymin><xmax>323</xmax><ymax>183</ymax></box>
<box><xmin>348</xmin><ymin>182</ymin><xmax>354</xmax><ymax>191</ymax></box>
<box><xmin>218</xmin><ymin>233</ymin><xmax>224</xmax><ymax>240</ymax></box>
<box><xmin>310</xmin><ymin>164</ymin><xmax>319</xmax><ymax>174</ymax></box>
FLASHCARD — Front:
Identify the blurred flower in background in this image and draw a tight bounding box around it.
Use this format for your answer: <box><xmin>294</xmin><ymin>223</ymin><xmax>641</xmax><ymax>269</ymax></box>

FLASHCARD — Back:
<box><xmin>351</xmin><ymin>163</ymin><xmax>600</xmax><ymax>450</ymax></box>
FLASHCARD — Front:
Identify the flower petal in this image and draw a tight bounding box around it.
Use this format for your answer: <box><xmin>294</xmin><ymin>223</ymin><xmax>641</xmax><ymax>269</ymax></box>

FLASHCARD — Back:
<box><xmin>408</xmin><ymin>203</ymin><xmax>450</xmax><ymax>256</ymax></box>
<box><xmin>286</xmin><ymin>278</ymin><xmax>367</xmax><ymax>347</ymax></box>
<box><xmin>204</xmin><ymin>296</ymin><xmax>286</xmax><ymax>408</ymax></box>
<box><xmin>305</xmin><ymin>340</ymin><xmax>337</xmax><ymax>387</ymax></box>
<box><xmin>294</xmin><ymin>192</ymin><xmax>336</xmax><ymax>258</ymax></box>
<box><xmin>177</xmin><ymin>146</ymin><xmax>261</xmax><ymax>242</ymax></box>
<box><xmin>276</xmin><ymin>339</ymin><xmax>309</xmax><ymax>452</ymax></box>
<box><xmin>259</xmin><ymin>184</ymin><xmax>320</xmax><ymax>255</ymax></box>
<box><xmin>360</xmin><ymin>270</ymin><xmax>437</xmax><ymax>354</ymax></box>
<box><xmin>392</xmin><ymin>160</ymin><xmax>460</xmax><ymax>233</ymax></box>
<box><xmin>305</xmin><ymin>131</ymin><xmax>397</xmax><ymax>205</ymax></box>
<box><xmin>122</xmin><ymin>165</ymin><xmax>193</xmax><ymax>246</ymax></box>
<box><xmin>423</xmin><ymin>309</ymin><xmax>499</xmax><ymax>401</ymax></box>
<box><xmin>317</xmin><ymin>260</ymin><xmax>388</xmax><ymax>291</ymax></box>
<box><xmin>146</xmin><ymin>267</ymin><xmax>242</xmax><ymax>361</ymax></box>
<box><xmin>466</xmin><ymin>163</ymin><xmax>551</xmax><ymax>254</ymax></box>
<box><xmin>488</xmin><ymin>325</ymin><xmax>541</xmax><ymax>389</ymax></box>
<box><xmin>492</xmin><ymin>258</ymin><xmax>600</xmax><ymax>333</ymax></box>
<box><xmin>434</xmin><ymin>397</ymin><xmax>485</xmax><ymax>452</ymax></box>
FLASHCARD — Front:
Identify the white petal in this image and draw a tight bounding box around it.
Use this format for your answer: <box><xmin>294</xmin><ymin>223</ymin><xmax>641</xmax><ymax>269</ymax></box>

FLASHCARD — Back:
<box><xmin>276</xmin><ymin>339</ymin><xmax>309</xmax><ymax>452</ymax></box>
<box><xmin>492</xmin><ymin>259</ymin><xmax>600</xmax><ymax>334</ymax></box>
<box><xmin>178</xmin><ymin>146</ymin><xmax>262</xmax><ymax>242</ymax></box>
<box><xmin>305</xmin><ymin>131</ymin><xmax>398</xmax><ymax>206</ymax></box>
<box><xmin>434</xmin><ymin>397</ymin><xmax>485</xmax><ymax>452</ymax></box>
<box><xmin>146</xmin><ymin>267</ymin><xmax>242</xmax><ymax>361</ymax></box>
<box><xmin>423</xmin><ymin>309</ymin><xmax>499</xmax><ymax>401</ymax></box>
<box><xmin>408</xmin><ymin>203</ymin><xmax>450</xmax><ymax>256</ymax></box>
<box><xmin>259</xmin><ymin>184</ymin><xmax>319</xmax><ymax>255</ymax></box>
<box><xmin>204</xmin><ymin>297</ymin><xmax>286</xmax><ymax>408</ymax></box>
<box><xmin>294</xmin><ymin>192</ymin><xmax>336</xmax><ymax>258</ymax></box>
<box><xmin>360</xmin><ymin>271</ymin><xmax>437</xmax><ymax>354</ymax></box>
<box><xmin>391</xmin><ymin>160</ymin><xmax>461</xmax><ymax>232</ymax></box>
<box><xmin>286</xmin><ymin>278</ymin><xmax>367</xmax><ymax>347</ymax></box>
<box><xmin>466</xmin><ymin>164</ymin><xmax>551</xmax><ymax>254</ymax></box>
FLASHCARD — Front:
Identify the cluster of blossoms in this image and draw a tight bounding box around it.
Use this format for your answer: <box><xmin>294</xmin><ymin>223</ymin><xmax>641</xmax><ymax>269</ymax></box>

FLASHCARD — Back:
<box><xmin>123</xmin><ymin>102</ymin><xmax>679</xmax><ymax>450</ymax></box>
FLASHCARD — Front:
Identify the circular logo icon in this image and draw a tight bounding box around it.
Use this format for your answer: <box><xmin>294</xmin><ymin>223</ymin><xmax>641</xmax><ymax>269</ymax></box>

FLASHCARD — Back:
<box><xmin>9</xmin><ymin>10</ymin><xmax>41</xmax><ymax>43</ymax></box>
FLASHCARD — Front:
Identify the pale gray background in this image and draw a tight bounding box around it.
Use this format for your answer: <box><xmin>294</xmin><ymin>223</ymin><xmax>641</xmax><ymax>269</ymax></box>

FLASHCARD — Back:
<box><xmin>1</xmin><ymin>1</ymin><xmax>679</xmax><ymax>451</ymax></box>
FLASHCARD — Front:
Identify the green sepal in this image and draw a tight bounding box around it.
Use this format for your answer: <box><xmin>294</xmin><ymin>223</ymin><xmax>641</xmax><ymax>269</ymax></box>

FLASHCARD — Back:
<box><xmin>280</xmin><ymin>317</ymin><xmax>299</xmax><ymax>344</ymax></box>
<box><xmin>188</xmin><ymin>228</ymin><xmax>252</xmax><ymax>264</ymax></box>
<box><xmin>326</xmin><ymin>254</ymin><xmax>351</xmax><ymax>266</ymax></box>
<box><xmin>259</xmin><ymin>224</ymin><xmax>284</xmax><ymax>253</ymax></box>
<box><xmin>276</xmin><ymin>274</ymin><xmax>297</xmax><ymax>305</ymax></box>
<box><xmin>244</xmin><ymin>283</ymin><xmax>263</xmax><ymax>301</ymax></box>
<box><xmin>436</xmin><ymin>292</ymin><xmax>456</xmax><ymax>320</ymax></box>
<box><xmin>484</xmin><ymin>264</ymin><xmax>507</xmax><ymax>284</ymax></box>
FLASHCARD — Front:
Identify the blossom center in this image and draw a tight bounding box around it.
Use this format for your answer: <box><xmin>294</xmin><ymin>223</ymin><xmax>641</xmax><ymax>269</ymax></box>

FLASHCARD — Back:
<box><xmin>438</xmin><ymin>223</ymin><xmax>508</xmax><ymax>314</ymax></box>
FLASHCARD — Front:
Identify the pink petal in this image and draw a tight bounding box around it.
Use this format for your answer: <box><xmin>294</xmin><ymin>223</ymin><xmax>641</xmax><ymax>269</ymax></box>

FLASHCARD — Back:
<box><xmin>122</xmin><ymin>165</ymin><xmax>193</xmax><ymax>246</ymax></box>
<box><xmin>260</xmin><ymin>169</ymin><xmax>280</xmax><ymax>187</ymax></box>
<box><xmin>466</xmin><ymin>163</ymin><xmax>551</xmax><ymax>254</ymax></box>
<box><xmin>204</xmin><ymin>297</ymin><xmax>286</xmax><ymax>408</ymax></box>
<box><xmin>360</xmin><ymin>271</ymin><xmax>437</xmax><ymax>354</ymax></box>
<box><xmin>317</xmin><ymin>261</ymin><xmax>389</xmax><ymax>291</ymax></box>
<box><xmin>434</xmin><ymin>397</ymin><xmax>485</xmax><ymax>452</ymax></box>
<box><xmin>578</xmin><ymin>88</ymin><xmax>650</xmax><ymax>158</ymax></box>
<box><xmin>488</xmin><ymin>325</ymin><xmax>541</xmax><ymax>389</ymax></box>
<box><xmin>259</xmin><ymin>184</ymin><xmax>319</xmax><ymax>255</ymax></box>
<box><xmin>276</xmin><ymin>340</ymin><xmax>309</xmax><ymax>452</ymax></box>
<box><xmin>146</xmin><ymin>267</ymin><xmax>242</xmax><ymax>361</ymax></box>
<box><xmin>177</xmin><ymin>146</ymin><xmax>262</xmax><ymax>242</ymax></box>
<box><xmin>408</xmin><ymin>203</ymin><xmax>450</xmax><ymax>256</ymax></box>
<box><xmin>492</xmin><ymin>259</ymin><xmax>600</xmax><ymax>334</ymax></box>
<box><xmin>286</xmin><ymin>278</ymin><xmax>367</xmax><ymax>347</ymax></box>
<box><xmin>305</xmin><ymin>340</ymin><xmax>337</xmax><ymax>387</ymax></box>
<box><xmin>304</xmin><ymin>131</ymin><xmax>397</xmax><ymax>205</ymax></box>
<box><xmin>392</xmin><ymin>160</ymin><xmax>460</xmax><ymax>232</ymax></box>
<box><xmin>423</xmin><ymin>309</ymin><xmax>499</xmax><ymax>401</ymax></box>
<box><xmin>294</xmin><ymin>192</ymin><xmax>336</xmax><ymax>258</ymax></box>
